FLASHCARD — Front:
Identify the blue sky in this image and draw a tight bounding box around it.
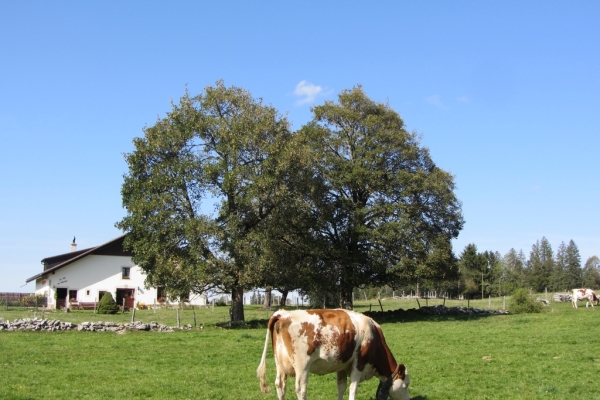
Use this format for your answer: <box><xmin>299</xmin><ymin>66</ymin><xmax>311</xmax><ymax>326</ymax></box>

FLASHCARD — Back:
<box><xmin>1</xmin><ymin>2</ymin><xmax>599</xmax><ymax>292</ymax></box>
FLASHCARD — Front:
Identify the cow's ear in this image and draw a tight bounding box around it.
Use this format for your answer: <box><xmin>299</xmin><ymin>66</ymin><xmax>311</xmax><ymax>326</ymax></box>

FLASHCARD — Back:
<box><xmin>392</xmin><ymin>364</ymin><xmax>406</xmax><ymax>380</ymax></box>
<box><xmin>398</xmin><ymin>364</ymin><xmax>407</xmax><ymax>380</ymax></box>
<box><xmin>392</xmin><ymin>363</ymin><xmax>407</xmax><ymax>381</ymax></box>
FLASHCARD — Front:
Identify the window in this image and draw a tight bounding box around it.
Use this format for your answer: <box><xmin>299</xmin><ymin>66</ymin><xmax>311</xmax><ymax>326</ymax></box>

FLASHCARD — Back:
<box><xmin>157</xmin><ymin>286</ymin><xmax>165</xmax><ymax>302</ymax></box>
<box><xmin>69</xmin><ymin>290</ymin><xmax>78</xmax><ymax>301</ymax></box>
<box><xmin>122</xmin><ymin>267</ymin><xmax>131</xmax><ymax>279</ymax></box>
<box><xmin>86</xmin><ymin>290</ymin><xmax>90</xmax><ymax>296</ymax></box>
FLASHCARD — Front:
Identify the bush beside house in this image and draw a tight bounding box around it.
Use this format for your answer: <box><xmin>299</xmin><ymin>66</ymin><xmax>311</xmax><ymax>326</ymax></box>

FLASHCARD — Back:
<box><xmin>97</xmin><ymin>293</ymin><xmax>119</xmax><ymax>314</ymax></box>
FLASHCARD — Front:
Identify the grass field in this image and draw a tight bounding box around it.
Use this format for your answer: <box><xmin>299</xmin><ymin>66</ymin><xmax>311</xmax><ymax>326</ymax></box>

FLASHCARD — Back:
<box><xmin>1</xmin><ymin>298</ymin><xmax>599</xmax><ymax>399</ymax></box>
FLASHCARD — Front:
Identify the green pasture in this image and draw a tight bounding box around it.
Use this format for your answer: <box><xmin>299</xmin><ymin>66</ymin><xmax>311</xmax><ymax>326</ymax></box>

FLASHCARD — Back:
<box><xmin>1</xmin><ymin>298</ymin><xmax>599</xmax><ymax>399</ymax></box>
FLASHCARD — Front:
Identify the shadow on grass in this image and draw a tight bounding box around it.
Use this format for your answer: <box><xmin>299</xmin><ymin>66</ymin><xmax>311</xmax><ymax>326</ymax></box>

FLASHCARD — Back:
<box><xmin>219</xmin><ymin>306</ymin><xmax>508</xmax><ymax>329</ymax></box>
<box><xmin>362</xmin><ymin>307</ymin><xmax>506</xmax><ymax>324</ymax></box>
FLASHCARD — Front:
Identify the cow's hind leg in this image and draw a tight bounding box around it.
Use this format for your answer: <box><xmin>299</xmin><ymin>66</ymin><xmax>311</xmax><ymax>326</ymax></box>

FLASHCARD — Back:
<box><xmin>274</xmin><ymin>369</ymin><xmax>287</xmax><ymax>400</ymax></box>
<box><xmin>294</xmin><ymin>370</ymin><xmax>309</xmax><ymax>400</ymax></box>
<box><xmin>337</xmin><ymin>371</ymin><xmax>348</xmax><ymax>400</ymax></box>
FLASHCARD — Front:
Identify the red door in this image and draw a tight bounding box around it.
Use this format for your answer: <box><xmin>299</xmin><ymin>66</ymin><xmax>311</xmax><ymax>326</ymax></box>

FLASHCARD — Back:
<box><xmin>116</xmin><ymin>289</ymin><xmax>135</xmax><ymax>310</ymax></box>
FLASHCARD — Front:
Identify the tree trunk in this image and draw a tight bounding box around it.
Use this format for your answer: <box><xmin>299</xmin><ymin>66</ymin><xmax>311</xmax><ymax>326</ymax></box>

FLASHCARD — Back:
<box><xmin>340</xmin><ymin>287</ymin><xmax>353</xmax><ymax>310</ymax></box>
<box><xmin>340</xmin><ymin>264</ymin><xmax>354</xmax><ymax>310</ymax></box>
<box><xmin>279</xmin><ymin>289</ymin><xmax>289</xmax><ymax>307</ymax></box>
<box><xmin>230</xmin><ymin>284</ymin><xmax>245</xmax><ymax>322</ymax></box>
<box><xmin>263</xmin><ymin>287</ymin><xmax>272</xmax><ymax>309</ymax></box>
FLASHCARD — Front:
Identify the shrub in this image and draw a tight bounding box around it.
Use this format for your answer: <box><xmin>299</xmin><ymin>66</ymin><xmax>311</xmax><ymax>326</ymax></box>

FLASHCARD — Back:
<box><xmin>215</xmin><ymin>296</ymin><xmax>228</xmax><ymax>306</ymax></box>
<box><xmin>97</xmin><ymin>292</ymin><xmax>119</xmax><ymax>314</ymax></box>
<box><xmin>509</xmin><ymin>289</ymin><xmax>543</xmax><ymax>314</ymax></box>
<box><xmin>22</xmin><ymin>294</ymin><xmax>47</xmax><ymax>307</ymax></box>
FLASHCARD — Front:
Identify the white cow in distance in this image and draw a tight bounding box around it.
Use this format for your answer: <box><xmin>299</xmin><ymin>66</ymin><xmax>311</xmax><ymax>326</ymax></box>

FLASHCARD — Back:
<box><xmin>257</xmin><ymin>308</ymin><xmax>410</xmax><ymax>400</ymax></box>
<box><xmin>572</xmin><ymin>288</ymin><xmax>599</xmax><ymax>308</ymax></box>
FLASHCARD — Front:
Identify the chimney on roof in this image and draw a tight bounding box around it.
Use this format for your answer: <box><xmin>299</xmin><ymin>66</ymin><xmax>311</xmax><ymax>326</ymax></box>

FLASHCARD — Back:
<box><xmin>71</xmin><ymin>236</ymin><xmax>77</xmax><ymax>252</ymax></box>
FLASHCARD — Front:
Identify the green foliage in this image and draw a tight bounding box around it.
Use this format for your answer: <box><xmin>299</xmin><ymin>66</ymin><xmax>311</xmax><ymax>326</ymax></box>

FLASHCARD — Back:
<box><xmin>526</xmin><ymin>237</ymin><xmax>554</xmax><ymax>292</ymax></box>
<box><xmin>117</xmin><ymin>80</ymin><xmax>294</xmax><ymax>322</ymax></box>
<box><xmin>97</xmin><ymin>292</ymin><xmax>119</xmax><ymax>314</ymax></box>
<box><xmin>458</xmin><ymin>244</ymin><xmax>487</xmax><ymax>297</ymax></box>
<box><xmin>582</xmin><ymin>256</ymin><xmax>600</xmax><ymax>289</ymax></box>
<box><xmin>501</xmin><ymin>248</ymin><xmax>526</xmax><ymax>295</ymax></box>
<box><xmin>564</xmin><ymin>240</ymin><xmax>582</xmax><ymax>289</ymax></box>
<box><xmin>509</xmin><ymin>288</ymin><xmax>543</xmax><ymax>314</ymax></box>
<box><xmin>21</xmin><ymin>294</ymin><xmax>47</xmax><ymax>307</ymax></box>
<box><xmin>295</xmin><ymin>85</ymin><xmax>463</xmax><ymax>308</ymax></box>
<box><xmin>214</xmin><ymin>296</ymin><xmax>228</xmax><ymax>306</ymax></box>
<box><xmin>550</xmin><ymin>240</ymin><xmax>581</xmax><ymax>292</ymax></box>
<box><xmin>117</xmin><ymin>82</ymin><xmax>464</xmax><ymax>317</ymax></box>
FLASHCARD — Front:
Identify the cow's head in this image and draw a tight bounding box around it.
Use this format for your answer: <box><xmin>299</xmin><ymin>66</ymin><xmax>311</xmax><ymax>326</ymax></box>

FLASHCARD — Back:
<box><xmin>376</xmin><ymin>364</ymin><xmax>410</xmax><ymax>400</ymax></box>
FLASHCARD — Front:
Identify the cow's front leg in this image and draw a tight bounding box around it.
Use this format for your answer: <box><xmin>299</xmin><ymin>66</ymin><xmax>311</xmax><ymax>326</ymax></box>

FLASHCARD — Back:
<box><xmin>347</xmin><ymin>369</ymin><xmax>363</xmax><ymax>400</ymax></box>
<box><xmin>337</xmin><ymin>371</ymin><xmax>348</xmax><ymax>400</ymax></box>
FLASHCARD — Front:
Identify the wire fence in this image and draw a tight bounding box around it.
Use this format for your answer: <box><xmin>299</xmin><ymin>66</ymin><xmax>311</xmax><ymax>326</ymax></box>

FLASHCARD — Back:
<box><xmin>0</xmin><ymin>292</ymin><xmax>47</xmax><ymax>310</ymax></box>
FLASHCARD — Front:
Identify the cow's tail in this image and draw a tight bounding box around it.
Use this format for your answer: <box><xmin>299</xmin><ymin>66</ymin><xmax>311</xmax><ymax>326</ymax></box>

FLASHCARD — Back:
<box><xmin>257</xmin><ymin>313</ymin><xmax>278</xmax><ymax>393</ymax></box>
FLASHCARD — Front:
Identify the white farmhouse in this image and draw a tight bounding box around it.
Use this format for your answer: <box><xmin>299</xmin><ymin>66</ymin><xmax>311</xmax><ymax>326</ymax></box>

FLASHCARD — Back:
<box><xmin>25</xmin><ymin>235</ymin><xmax>206</xmax><ymax>310</ymax></box>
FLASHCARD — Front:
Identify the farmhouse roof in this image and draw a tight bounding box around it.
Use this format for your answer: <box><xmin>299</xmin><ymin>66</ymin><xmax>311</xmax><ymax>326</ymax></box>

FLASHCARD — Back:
<box><xmin>25</xmin><ymin>235</ymin><xmax>133</xmax><ymax>283</ymax></box>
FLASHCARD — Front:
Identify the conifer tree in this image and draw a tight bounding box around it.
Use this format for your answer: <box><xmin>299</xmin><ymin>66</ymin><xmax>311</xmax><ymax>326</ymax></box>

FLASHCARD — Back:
<box><xmin>564</xmin><ymin>240</ymin><xmax>582</xmax><ymax>289</ymax></box>
<box><xmin>97</xmin><ymin>292</ymin><xmax>119</xmax><ymax>314</ymax></box>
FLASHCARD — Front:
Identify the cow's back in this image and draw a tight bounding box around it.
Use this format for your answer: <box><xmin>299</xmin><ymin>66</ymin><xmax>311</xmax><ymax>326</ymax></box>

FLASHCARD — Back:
<box><xmin>271</xmin><ymin>309</ymin><xmax>371</xmax><ymax>376</ymax></box>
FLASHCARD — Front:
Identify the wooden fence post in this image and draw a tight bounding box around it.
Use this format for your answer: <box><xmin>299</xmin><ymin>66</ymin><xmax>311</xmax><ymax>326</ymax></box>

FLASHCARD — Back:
<box><xmin>131</xmin><ymin>308</ymin><xmax>136</xmax><ymax>323</ymax></box>
<box><xmin>177</xmin><ymin>308</ymin><xmax>180</xmax><ymax>327</ymax></box>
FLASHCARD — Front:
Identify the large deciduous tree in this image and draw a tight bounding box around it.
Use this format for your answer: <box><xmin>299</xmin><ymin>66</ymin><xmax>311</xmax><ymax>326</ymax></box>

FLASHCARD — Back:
<box><xmin>582</xmin><ymin>256</ymin><xmax>600</xmax><ymax>289</ymax></box>
<box><xmin>117</xmin><ymin>81</ymin><xmax>293</xmax><ymax>322</ymax></box>
<box><xmin>297</xmin><ymin>86</ymin><xmax>464</xmax><ymax>309</ymax></box>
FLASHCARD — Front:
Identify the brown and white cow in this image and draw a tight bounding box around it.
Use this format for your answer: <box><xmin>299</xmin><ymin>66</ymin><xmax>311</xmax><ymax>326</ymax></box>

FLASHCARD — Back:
<box><xmin>572</xmin><ymin>288</ymin><xmax>600</xmax><ymax>308</ymax></box>
<box><xmin>257</xmin><ymin>309</ymin><xmax>410</xmax><ymax>400</ymax></box>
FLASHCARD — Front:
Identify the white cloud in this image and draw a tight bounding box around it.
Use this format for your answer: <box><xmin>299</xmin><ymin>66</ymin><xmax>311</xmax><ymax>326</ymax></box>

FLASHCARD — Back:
<box><xmin>426</xmin><ymin>94</ymin><xmax>446</xmax><ymax>109</ymax></box>
<box><xmin>456</xmin><ymin>96</ymin><xmax>470</xmax><ymax>103</ymax></box>
<box><xmin>294</xmin><ymin>80</ymin><xmax>323</xmax><ymax>105</ymax></box>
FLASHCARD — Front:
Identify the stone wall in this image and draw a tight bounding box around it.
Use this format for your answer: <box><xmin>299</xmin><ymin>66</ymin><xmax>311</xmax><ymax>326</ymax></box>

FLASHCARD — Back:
<box><xmin>0</xmin><ymin>317</ymin><xmax>197</xmax><ymax>333</ymax></box>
